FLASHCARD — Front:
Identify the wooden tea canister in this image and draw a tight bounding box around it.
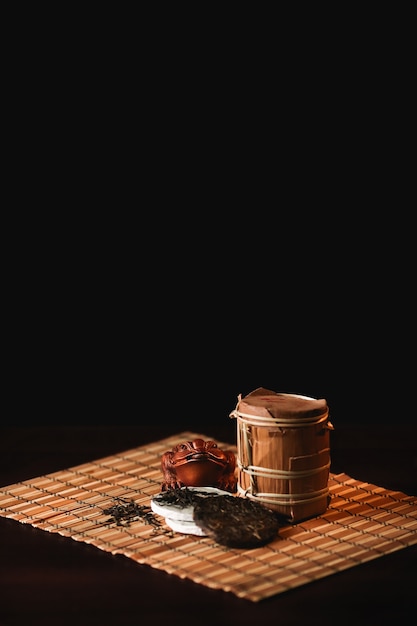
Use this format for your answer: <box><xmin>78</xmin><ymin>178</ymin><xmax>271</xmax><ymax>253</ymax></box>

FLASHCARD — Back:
<box><xmin>229</xmin><ymin>387</ymin><xmax>334</xmax><ymax>523</ymax></box>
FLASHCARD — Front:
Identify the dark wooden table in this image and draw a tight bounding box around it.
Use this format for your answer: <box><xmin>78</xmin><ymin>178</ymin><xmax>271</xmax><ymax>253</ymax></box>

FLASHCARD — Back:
<box><xmin>1</xmin><ymin>423</ymin><xmax>416</xmax><ymax>626</ymax></box>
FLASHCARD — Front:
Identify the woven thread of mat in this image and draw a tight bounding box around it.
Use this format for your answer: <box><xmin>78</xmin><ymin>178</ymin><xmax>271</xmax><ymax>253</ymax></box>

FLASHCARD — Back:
<box><xmin>0</xmin><ymin>431</ymin><xmax>416</xmax><ymax>602</ymax></box>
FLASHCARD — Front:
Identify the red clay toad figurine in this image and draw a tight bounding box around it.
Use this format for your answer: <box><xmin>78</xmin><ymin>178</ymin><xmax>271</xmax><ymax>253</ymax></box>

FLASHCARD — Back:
<box><xmin>161</xmin><ymin>438</ymin><xmax>236</xmax><ymax>492</ymax></box>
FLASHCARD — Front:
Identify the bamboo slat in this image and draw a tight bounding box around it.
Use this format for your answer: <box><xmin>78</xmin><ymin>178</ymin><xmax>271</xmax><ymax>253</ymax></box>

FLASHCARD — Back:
<box><xmin>0</xmin><ymin>431</ymin><xmax>416</xmax><ymax>602</ymax></box>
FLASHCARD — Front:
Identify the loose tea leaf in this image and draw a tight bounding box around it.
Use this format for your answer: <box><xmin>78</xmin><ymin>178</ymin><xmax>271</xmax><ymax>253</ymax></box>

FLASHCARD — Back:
<box><xmin>103</xmin><ymin>498</ymin><xmax>162</xmax><ymax>529</ymax></box>
<box><xmin>152</xmin><ymin>487</ymin><xmax>223</xmax><ymax>509</ymax></box>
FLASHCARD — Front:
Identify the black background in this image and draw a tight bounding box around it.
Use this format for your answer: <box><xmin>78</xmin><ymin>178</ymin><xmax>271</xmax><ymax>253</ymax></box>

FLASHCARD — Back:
<box><xmin>4</xmin><ymin>3</ymin><xmax>415</xmax><ymax>434</ymax></box>
<box><xmin>6</xmin><ymin>209</ymin><xmax>415</xmax><ymax>432</ymax></box>
<box><xmin>5</xmin><ymin>34</ymin><xmax>415</xmax><ymax>433</ymax></box>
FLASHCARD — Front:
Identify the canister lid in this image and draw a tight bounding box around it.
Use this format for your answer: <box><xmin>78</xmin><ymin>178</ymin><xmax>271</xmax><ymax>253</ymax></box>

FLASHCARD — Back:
<box><xmin>231</xmin><ymin>387</ymin><xmax>328</xmax><ymax>424</ymax></box>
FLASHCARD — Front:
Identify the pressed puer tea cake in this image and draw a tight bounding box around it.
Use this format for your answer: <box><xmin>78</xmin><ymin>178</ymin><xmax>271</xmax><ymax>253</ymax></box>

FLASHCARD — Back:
<box><xmin>192</xmin><ymin>492</ymin><xmax>281</xmax><ymax>548</ymax></box>
<box><xmin>151</xmin><ymin>487</ymin><xmax>281</xmax><ymax>548</ymax></box>
<box><xmin>151</xmin><ymin>487</ymin><xmax>231</xmax><ymax>537</ymax></box>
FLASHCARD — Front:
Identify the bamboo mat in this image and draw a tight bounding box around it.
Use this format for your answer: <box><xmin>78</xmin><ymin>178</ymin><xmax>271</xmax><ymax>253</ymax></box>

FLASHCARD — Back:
<box><xmin>1</xmin><ymin>431</ymin><xmax>416</xmax><ymax>603</ymax></box>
